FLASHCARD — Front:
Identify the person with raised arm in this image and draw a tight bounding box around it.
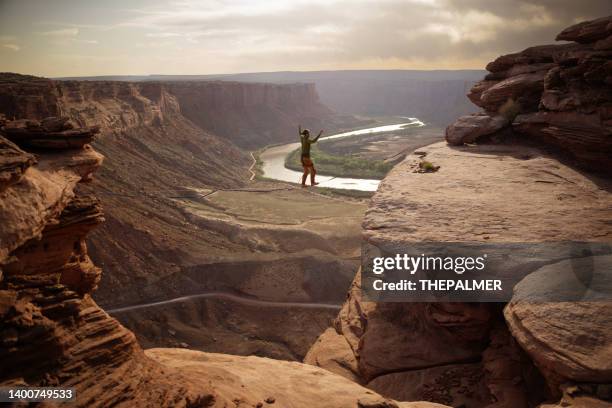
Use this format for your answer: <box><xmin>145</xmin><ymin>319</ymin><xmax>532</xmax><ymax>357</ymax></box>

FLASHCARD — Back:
<box><xmin>298</xmin><ymin>125</ymin><xmax>323</xmax><ymax>187</ymax></box>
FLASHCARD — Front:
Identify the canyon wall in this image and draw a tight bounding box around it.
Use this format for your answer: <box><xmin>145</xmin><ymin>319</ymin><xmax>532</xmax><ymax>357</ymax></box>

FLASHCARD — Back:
<box><xmin>62</xmin><ymin>70</ymin><xmax>484</xmax><ymax>128</ymax></box>
<box><xmin>0</xmin><ymin>86</ymin><xmax>443</xmax><ymax>407</ymax></box>
<box><xmin>196</xmin><ymin>71</ymin><xmax>483</xmax><ymax>129</ymax></box>
<box><xmin>0</xmin><ymin>114</ymin><xmax>222</xmax><ymax>406</ymax></box>
<box><xmin>166</xmin><ymin>81</ymin><xmax>335</xmax><ymax>149</ymax></box>
<box><xmin>0</xmin><ymin>75</ymin><xmax>251</xmax><ymax>309</ymax></box>
<box><xmin>306</xmin><ymin>16</ymin><xmax>612</xmax><ymax>408</ymax></box>
<box><xmin>0</xmin><ymin>73</ymin><xmax>363</xmax><ymax>364</ymax></box>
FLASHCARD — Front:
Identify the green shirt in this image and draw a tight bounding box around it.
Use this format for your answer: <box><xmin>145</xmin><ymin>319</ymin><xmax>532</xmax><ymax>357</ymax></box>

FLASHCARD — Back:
<box><xmin>300</xmin><ymin>135</ymin><xmax>318</xmax><ymax>157</ymax></box>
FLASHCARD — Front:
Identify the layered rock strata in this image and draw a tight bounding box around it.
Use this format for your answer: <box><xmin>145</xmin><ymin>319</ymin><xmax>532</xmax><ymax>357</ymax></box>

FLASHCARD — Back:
<box><xmin>0</xmin><ymin>116</ymin><xmax>448</xmax><ymax>407</ymax></box>
<box><xmin>308</xmin><ymin>16</ymin><xmax>612</xmax><ymax>408</ymax></box>
<box><xmin>306</xmin><ymin>142</ymin><xmax>612</xmax><ymax>408</ymax></box>
<box><xmin>446</xmin><ymin>16</ymin><xmax>612</xmax><ymax>175</ymax></box>
<box><xmin>0</xmin><ymin>117</ymin><xmax>219</xmax><ymax>406</ymax></box>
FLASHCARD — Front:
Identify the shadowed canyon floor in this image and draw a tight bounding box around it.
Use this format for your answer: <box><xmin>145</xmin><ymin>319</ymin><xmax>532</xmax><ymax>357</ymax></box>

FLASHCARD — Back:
<box><xmin>0</xmin><ymin>108</ymin><xmax>440</xmax><ymax>408</ymax></box>
<box><xmin>0</xmin><ymin>73</ymin><xmax>370</xmax><ymax>361</ymax></box>
<box><xmin>107</xmin><ymin>181</ymin><xmax>367</xmax><ymax>359</ymax></box>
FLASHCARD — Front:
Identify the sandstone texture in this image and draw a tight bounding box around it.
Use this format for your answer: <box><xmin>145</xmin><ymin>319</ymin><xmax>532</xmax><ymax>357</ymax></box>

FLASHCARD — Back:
<box><xmin>148</xmin><ymin>348</ymin><xmax>449</xmax><ymax>408</ymax></box>
<box><xmin>504</xmin><ymin>256</ymin><xmax>612</xmax><ymax>389</ymax></box>
<box><xmin>309</xmin><ymin>16</ymin><xmax>612</xmax><ymax>408</ymax></box>
<box><xmin>0</xmin><ymin>116</ymin><xmax>220</xmax><ymax>406</ymax></box>
<box><xmin>307</xmin><ymin>142</ymin><xmax>612</xmax><ymax>407</ymax></box>
<box><xmin>446</xmin><ymin>16</ymin><xmax>612</xmax><ymax>175</ymax></box>
<box><xmin>0</xmin><ymin>95</ymin><xmax>442</xmax><ymax>407</ymax></box>
<box><xmin>0</xmin><ymin>73</ymin><xmax>366</xmax><ymax>361</ymax></box>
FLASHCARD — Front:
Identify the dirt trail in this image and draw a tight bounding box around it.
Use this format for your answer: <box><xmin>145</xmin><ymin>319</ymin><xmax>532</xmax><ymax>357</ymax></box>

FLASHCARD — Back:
<box><xmin>107</xmin><ymin>291</ymin><xmax>342</xmax><ymax>314</ymax></box>
<box><xmin>248</xmin><ymin>152</ymin><xmax>257</xmax><ymax>181</ymax></box>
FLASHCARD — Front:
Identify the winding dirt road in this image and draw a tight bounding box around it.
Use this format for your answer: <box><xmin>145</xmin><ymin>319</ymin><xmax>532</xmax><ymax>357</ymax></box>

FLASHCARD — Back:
<box><xmin>107</xmin><ymin>292</ymin><xmax>343</xmax><ymax>314</ymax></box>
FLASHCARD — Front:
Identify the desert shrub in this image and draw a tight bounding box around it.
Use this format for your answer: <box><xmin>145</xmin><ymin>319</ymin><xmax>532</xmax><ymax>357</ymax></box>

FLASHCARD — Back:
<box><xmin>418</xmin><ymin>161</ymin><xmax>439</xmax><ymax>173</ymax></box>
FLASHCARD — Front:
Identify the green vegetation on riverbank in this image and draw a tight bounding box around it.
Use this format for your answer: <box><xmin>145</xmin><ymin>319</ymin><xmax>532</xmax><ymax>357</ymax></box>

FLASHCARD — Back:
<box><xmin>285</xmin><ymin>145</ymin><xmax>393</xmax><ymax>180</ymax></box>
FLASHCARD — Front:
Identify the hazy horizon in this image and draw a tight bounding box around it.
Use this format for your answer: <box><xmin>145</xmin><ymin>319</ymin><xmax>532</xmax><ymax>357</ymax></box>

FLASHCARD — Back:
<box><xmin>0</xmin><ymin>0</ymin><xmax>610</xmax><ymax>77</ymax></box>
<box><xmin>51</xmin><ymin>69</ymin><xmax>486</xmax><ymax>81</ymax></box>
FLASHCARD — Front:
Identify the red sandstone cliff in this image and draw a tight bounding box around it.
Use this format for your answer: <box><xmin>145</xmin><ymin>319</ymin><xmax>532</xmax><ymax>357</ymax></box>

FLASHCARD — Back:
<box><xmin>0</xmin><ymin>117</ymin><xmax>444</xmax><ymax>405</ymax></box>
<box><xmin>445</xmin><ymin>15</ymin><xmax>612</xmax><ymax>175</ymax></box>
<box><xmin>0</xmin><ymin>114</ymin><xmax>221</xmax><ymax>406</ymax></box>
<box><xmin>306</xmin><ymin>16</ymin><xmax>612</xmax><ymax>408</ymax></box>
<box><xmin>0</xmin><ymin>75</ymin><xmax>252</xmax><ymax>308</ymax></box>
<box><xmin>165</xmin><ymin>81</ymin><xmax>334</xmax><ymax>149</ymax></box>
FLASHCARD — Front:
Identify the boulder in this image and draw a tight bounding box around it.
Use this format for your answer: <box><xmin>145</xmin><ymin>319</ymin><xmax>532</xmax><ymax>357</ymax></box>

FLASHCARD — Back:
<box><xmin>2</xmin><ymin>117</ymin><xmax>99</xmax><ymax>149</ymax></box>
<box><xmin>556</xmin><ymin>16</ymin><xmax>612</xmax><ymax>44</ymax></box>
<box><xmin>445</xmin><ymin>113</ymin><xmax>509</xmax><ymax>145</ymax></box>
<box><xmin>504</xmin><ymin>256</ymin><xmax>612</xmax><ymax>391</ymax></box>
<box><xmin>468</xmin><ymin>80</ymin><xmax>498</xmax><ymax>107</ymax></box>
<box><xmin>480</xmin><ymin>71</ymin><xmax>546</xmax><ymax>112</ymax></box>
<box><xmin>303</xmin><ymin>327</ymin><xmax>361</xmax><ymax>383</ymax></box>
<box><xmin>485</xmin><ymin>63</ymin><xmax>555</xmax><ymax>81</ymax></box>
<box><xmin>485</xmin><ymin>44</ymin><xmax>576</xmax><ymax>73</ymax></box>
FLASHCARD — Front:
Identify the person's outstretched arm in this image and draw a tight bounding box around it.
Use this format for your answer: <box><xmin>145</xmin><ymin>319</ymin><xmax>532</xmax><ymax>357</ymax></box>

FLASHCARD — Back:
<box><xmin>313</xmin><ymin>130</ymin><xmax>323</xmax><ymax>143</ymax></box>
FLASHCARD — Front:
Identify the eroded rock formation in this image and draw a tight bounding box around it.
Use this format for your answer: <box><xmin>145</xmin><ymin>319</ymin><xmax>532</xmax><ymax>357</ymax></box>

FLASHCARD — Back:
<box><xmin>0</xmin><ymin>115</ymin><xmax>220</xmax><ymax>406</ymax></box>
<box><xmin>306</xmin><ymin>142</ymin><xmax>612</xmax><ymax>407</ymax></box>
<box><xmin>0</xmin><ymin>73</ymin><xmax>365</xmax><ymax>363</ymax></box>
<box><xmin>308</xmin><ymin>16</ymin><xmax>612</xmax><ymax>408</ymax></box>
<box><xmin>0</xmin><ymin>114</ymin><xmax>446</xmax><ymax>407</ymax></box>
<box><xmin>445</xmin><ymin>15</ymin><xmax>612</xmax><ymax>175</ymax></box>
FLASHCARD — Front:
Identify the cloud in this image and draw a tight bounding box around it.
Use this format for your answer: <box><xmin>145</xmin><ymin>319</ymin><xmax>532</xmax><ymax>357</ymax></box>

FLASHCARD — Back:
<box><xmin>115</xmin><ymin>0</ymin><xmax>611</xmax><ymax>70</ymax></box>
<box><xmin>145</xmin><ymin>32</ymin><xmax>182</xmax><ymax>38</ymax></box>
<box><xmin>75</xmin><ymin>39</ymin><xmax>99</xmax><ymax>44</ymax></box>
<box><xmin>2</xmin><ymin>44</ymin><xmax>20</xmax><ymax>51</ymax></box>
<box><xmin>40</xmin><ymin>27</ymin><xmax>79</xmax><ymax>37</ymax></box>
<box><xmin>2</xmin><ymin>0</ymin><xmax>611</xmax><ymax>75</ymax></box>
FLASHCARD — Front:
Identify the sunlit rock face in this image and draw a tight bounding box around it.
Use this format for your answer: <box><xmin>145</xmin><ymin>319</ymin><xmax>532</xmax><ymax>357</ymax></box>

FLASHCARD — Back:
<box><xmin>0</xmin><ymin>74</ymin><xmax>252</xmax><ymax>309</ymax></box>
<box><xmin>308</xmin><ymin>16</ymin><xmax>612</xmax><ymax>408</ymax></box>
<box><xmin>0</xmin><ymin>74</ymin><xmax>448</xmax><ymax>408</ymax></box>
<box><xmin>0</xmin><ymin>112</ymin><xmax>220</xmax><ymax>407</ymax></box>
<box><xmin>446</xmin><ymin>16</ymin><xmax>612</xmax><ymax>175</ymax></box>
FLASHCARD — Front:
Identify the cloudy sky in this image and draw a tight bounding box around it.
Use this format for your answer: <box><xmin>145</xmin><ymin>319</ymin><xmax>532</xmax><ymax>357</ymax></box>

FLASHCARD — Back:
<box><xmin>0</xmin><ymin>0</ymin><xmax>609</xmax><ymax>77</ymax></box>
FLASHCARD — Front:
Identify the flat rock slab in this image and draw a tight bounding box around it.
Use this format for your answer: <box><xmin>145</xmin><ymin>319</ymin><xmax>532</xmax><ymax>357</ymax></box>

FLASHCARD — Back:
<box><xmin>364</xmin><ymin>142</ymin><xmax>612</xmax><ymax>246</ymax></box>
<box><xmin>146</xmin><ymin>348</ymin><xmax>449</xmax><ymax>408</ymax></box>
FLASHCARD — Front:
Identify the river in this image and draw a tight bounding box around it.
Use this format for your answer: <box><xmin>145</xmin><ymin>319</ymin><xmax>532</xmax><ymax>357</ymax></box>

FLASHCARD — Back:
<box><xmin>259</xmin><ymin>118</ymin><xmax>426</xmax><ymax>191</ymax></box>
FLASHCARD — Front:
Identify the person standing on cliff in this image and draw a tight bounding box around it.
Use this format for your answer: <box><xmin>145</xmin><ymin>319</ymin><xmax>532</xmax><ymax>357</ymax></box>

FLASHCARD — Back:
<box><xmin>299</xmin><ymin>125</ymin><xmax>323</xmax><ymax>187</ymax></box>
